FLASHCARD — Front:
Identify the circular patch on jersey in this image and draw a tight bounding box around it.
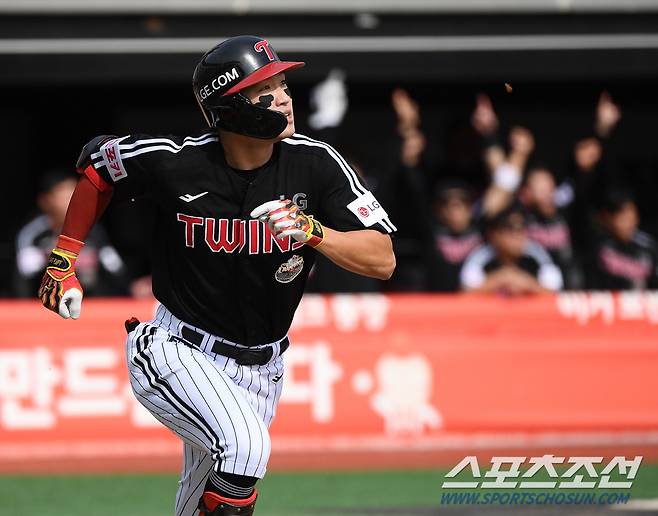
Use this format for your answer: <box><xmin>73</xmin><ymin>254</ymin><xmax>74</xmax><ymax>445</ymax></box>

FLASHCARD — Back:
<box><xmin>358</xmin><ymin>207</ymin><xmax>369</xmax><ymax>218</ymax></box>
<box><xmin>275</xmin><ymin>255</ymin><xmax>304</xmax><ymax>283</ymax></box>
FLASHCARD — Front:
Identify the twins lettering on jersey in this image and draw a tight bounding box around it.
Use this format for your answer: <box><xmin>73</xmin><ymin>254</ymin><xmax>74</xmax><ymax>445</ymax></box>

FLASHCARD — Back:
<box><xmin>177</xmin><ymin>214</ymin><xmax>305</xmax><ymax>254</ymax></box>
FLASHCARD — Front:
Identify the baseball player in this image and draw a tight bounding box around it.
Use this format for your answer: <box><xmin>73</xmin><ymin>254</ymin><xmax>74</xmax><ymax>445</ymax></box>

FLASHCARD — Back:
<box><xmin>38</xmin><ymin>35</ymin><xmax>396</xmax><ymax>516</ymax></box>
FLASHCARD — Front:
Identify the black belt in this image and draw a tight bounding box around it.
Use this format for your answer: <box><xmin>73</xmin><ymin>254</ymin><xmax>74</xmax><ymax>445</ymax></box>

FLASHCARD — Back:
<box><xmin>180</xmin><ymin>326</ymin><xmax>289</xmax><ymax>366</ymax></box>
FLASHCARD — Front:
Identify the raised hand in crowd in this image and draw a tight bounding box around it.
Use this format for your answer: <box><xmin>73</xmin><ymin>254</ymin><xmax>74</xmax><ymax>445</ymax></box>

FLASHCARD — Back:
<box><xmin>471</xmin><ymin>93</ymin><xmax>498</xmax><ymax>137</ymax></box>
<box><xmin>390</xmin><ymin>88</ymin><xmax>425</xmax><ymax>176</ymax></box>
<box><xmin>392</xmin><ymin>88</ymin><xmax>421</xmax><ymax>135</ymax></box>
<box><xmin>595</xmin><ymin>91</ymin><xmax>622</xmax><ymax>139</ymax></box>
<box><xmin>481</xmin><ymin>124</ymin><xmax>535</xmax><ymax>217</ymax></box>
<box><xmin>471</xmin><ymin>93</ymin><xmax>505</xmax><ymax>174</ymax></box>
<box><xmin>391</xmin><ymin>88</ymin><xmax>426</xmax><ymax>168</ymax></box>
<box><xmin>507</xmin><ymin>125</ymin><xmax>535</xmax><ymax>171</ymax></box>
<box><xmin>573</xmin><ymin>91</ymin><xmax>620</xmax><ymax>174</ymax></box>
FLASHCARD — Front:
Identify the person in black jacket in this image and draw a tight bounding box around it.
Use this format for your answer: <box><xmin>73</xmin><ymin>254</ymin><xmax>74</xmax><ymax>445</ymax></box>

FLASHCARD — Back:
<box><xmin>587</xmin><ymin>190</ymin><xmax>658</xmax><ymax>290</ymax></box>
<box><xmin>460</xmin><ymin>202</ymin><xmax>563</xmax><ymax>295</ymax></box>
<box><xmin>519</xmin><ymin>165</ymin><xmax>580</xmax><ymax>288</ymax></box>
<box><xmin>14</xmin><ymin>169</ymin><xmax>131</xmax><ymax>297</ymax></box>
<box><xmin>426</xmin><ymin>180</ymin><xmax>482</xmax><ymax>291</ymax></box>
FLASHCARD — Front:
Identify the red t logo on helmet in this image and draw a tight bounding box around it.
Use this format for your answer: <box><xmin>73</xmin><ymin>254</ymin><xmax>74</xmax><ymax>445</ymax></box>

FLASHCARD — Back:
<box><xmin>254</xmin><ymin>40</ymin><xmax>274</xmax><ymax>61</ymax></box>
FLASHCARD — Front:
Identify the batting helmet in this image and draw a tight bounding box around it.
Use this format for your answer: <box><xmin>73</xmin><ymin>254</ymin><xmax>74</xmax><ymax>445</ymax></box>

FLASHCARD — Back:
<box><xmin>193</xmin><ymin>35</ymin><xmax>305</xmax><ymax>139</ymax></box>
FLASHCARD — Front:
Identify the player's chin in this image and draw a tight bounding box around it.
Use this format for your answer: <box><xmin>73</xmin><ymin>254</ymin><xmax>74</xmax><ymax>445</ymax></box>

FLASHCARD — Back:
<box><xmin>278</xmin><ymin>120</ymin><xmax>296</xmax><ymax>140</ymax></box>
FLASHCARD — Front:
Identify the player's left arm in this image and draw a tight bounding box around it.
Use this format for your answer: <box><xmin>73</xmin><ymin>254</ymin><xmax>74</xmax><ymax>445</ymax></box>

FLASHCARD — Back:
<box><xmin>317</xmin><ymin>226</ymin><xmax>395</xmax><ymax>280</ymax></box>
<box><xmin>251</xmin><ymin>199</ymin><xmax>395</xmax><ymax>280</ymax></box>
<box><xmin>251</xmin><ymin>141</ymin><xmax>397</xmax><ymax>280</ymax></box>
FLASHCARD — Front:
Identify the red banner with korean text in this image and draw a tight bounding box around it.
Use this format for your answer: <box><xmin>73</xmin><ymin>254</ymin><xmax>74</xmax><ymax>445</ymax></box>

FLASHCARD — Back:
<box><xmin>1</xmin><ymin>293</ymin><xmax>658</xmax><ymax>473</ymax></box>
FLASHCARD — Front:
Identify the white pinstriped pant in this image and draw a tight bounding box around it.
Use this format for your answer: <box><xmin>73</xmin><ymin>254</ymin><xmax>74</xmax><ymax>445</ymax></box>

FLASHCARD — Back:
<box><xmin>126</xmin><ymin>305</ymin><xmax>285</xmax><ymax>516</ymax></box>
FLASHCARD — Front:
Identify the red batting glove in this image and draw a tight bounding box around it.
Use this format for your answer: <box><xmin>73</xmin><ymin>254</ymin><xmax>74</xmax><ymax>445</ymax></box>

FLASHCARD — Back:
<box><xmin>38</xmin><ymin>237</ymin><xmax>84</xmax><ymax>319</ymax></box>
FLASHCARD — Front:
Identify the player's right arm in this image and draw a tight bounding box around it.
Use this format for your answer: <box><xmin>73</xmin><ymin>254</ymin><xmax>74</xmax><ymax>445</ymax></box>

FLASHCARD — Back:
<box><xmin>38</xmin><ymin>134</ymin><xmax>148</xmax><ymax>318</ymax></box>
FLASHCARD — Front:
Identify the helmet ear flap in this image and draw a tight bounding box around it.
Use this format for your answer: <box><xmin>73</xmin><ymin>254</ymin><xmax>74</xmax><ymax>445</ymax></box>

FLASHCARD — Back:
<box><xmin>209</xmin><ymin>93</ymin><xmax>287</xmax><ymax>139</ymax></box>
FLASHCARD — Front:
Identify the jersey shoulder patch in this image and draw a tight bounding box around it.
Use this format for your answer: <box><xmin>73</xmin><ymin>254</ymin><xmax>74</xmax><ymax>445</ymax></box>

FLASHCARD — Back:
<box><xmin>346</xmin><ymin>191</ymin><xmax>389</xmax><ymax>228</ymax></box>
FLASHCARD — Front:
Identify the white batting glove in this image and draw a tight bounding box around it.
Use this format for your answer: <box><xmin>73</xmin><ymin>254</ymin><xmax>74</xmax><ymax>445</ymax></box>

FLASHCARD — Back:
<box><xmin>250</xmin><ymin>199</ymin><xmax>325</xmax><ymax>248</ymax></box>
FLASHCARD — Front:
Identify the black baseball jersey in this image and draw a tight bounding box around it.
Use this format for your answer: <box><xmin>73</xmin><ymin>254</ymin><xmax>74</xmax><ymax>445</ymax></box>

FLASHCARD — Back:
<box><xmin>81</xmin><ymin>131</ymin><xmax>396</xmax><ymax>345</ymax></box>
<box><xmin>525</xmin><ymin>210</ymin><xmax>573</xmax><ymax>267</ymax></box>
<box><xmin>427</xmin><ymin>224</ymin><xmax>482</xmax><ymax>292</ymax></box>
<box><xmin>588</xmin><ymin>231</ymin><xmax>658</xmax><ymax>290</ymax></box>
<box><xmin>525</xmin><ymin>209</ymin><xmax>578</xmax><ymax>287</ymax></box>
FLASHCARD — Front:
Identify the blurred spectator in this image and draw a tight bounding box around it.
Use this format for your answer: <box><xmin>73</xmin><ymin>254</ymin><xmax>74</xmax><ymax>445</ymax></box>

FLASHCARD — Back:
<box><xmin>387</xmin><ymin>88</ymin><xmax>481</xmax><ymax>290</ymax></box>
<box><xmin>426</xmin><ymin>180</ymin><xmax>482</xmax><ymax>291</ymax></box>
<box><xmin>567</xmin><ymin>91</ymin><xmax>623</xmax><ymax>253</ymax></box>
<box><xmin>585</xmin><ymin>190</ymin><xmax>658</xmax><ymax>290</ymax></box>
<box><xmin>380</xmin><ymin>88</ymin><xmax>430</xmax><ymax>290</ymax></box>
<box><xmin>460</xmin><ymin>202</ymin><xmax>563</xmax><ymax>295</ymax></box>
<box><xmin>519</xmin><ymin>165</ymin><xmax>580</xmax><ymax>288</ymax></box>
<box><xmin>14</xmin><ymin>170</ymin><xmax>132</xmax><ymax>297</ymax></box>
<box><xmin>471</xmin><ymin>93</ymin><xmax>535</xmax><ymax>217</ymax></box>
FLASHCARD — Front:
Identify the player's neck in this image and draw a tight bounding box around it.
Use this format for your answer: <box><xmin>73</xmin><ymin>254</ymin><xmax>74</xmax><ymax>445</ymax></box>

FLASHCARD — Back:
<box><xmin>220</xmin><ymin>131</ymin><xmax>274</xmax><ymax>171</ymax></box>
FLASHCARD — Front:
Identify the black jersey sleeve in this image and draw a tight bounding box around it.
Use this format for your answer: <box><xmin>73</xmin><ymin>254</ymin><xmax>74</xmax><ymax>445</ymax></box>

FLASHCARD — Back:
<box><xmin>76</xmin><ymin>132</ymin><xmax>219</xmax><ymax>200</ymax></box>
<box><xmin>76</xmin><ymin>134</ymin><xmax>151</xmax><ymax>198</ymax></box>
<box><xmin>309</xmin><ymin>138</ymin><xmax>397</xmax><ymax>234</ymax></box>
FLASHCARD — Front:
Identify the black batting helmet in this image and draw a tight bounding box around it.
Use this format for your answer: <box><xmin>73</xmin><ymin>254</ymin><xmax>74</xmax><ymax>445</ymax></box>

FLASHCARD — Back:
<box><xmin>193</xmin><ymin>35</ymin><xmax>305</xmax><ymax>139</ymax></box>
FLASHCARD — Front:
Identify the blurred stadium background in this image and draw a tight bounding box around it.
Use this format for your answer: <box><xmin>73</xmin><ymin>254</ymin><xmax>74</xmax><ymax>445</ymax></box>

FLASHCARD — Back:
<box><xmin>2</xmin><ymin>0</ymin><xmax>658</xmax><ymax>515</ymax></box>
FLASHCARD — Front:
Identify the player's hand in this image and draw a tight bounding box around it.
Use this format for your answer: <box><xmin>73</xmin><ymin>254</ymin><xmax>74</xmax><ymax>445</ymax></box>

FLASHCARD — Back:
<box><xmin>250</xmin><ymin>199</ymin><xmax>325</xmax><ymax>248</ymax></box>
<box><xmin>38</xmin><ymin>248</ymin><xmax>84</xmax><ymax>319</ymax></box>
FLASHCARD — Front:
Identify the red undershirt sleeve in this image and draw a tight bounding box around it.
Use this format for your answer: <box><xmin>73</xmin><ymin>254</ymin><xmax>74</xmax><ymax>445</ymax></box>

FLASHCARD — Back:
<box><xmin>60</xmin><ymin>174</ymin><xmax>114</xmax><ymax>244</ymax></box>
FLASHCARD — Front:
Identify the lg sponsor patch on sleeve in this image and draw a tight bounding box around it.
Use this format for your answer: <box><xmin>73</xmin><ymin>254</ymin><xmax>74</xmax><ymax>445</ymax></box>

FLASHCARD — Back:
<box><xmin>347</xmin><ymin>191</ymin><xmax>388</xmax><ymax>227</ymax></box>
<box><xmin>100</xmin><ymin>137</ymin><xmax>128</xmax><ymax>182</ymax></box>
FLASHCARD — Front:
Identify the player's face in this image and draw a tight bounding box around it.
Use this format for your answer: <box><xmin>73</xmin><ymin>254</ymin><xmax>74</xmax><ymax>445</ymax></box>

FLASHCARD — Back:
<box><xmin>243</xmin><ymin>73</ymin><xmax>295</xmax><ymax>140</ymax></box>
